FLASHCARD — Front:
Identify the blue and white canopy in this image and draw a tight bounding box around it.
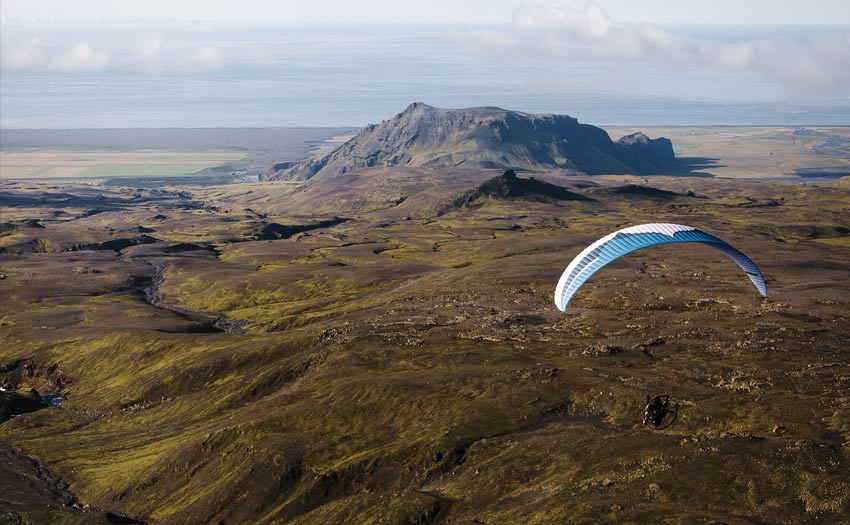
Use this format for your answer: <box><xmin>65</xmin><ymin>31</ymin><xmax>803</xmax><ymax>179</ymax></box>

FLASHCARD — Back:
<box><xmin>554</xmin><ymin>223</ymin><xmax>767</xmax><ymax>312</ymax></box>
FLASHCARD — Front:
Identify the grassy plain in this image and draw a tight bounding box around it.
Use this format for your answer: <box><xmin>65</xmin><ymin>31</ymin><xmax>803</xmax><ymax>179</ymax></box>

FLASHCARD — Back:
<box><xmin>1</xmin><ymin>128</ymin><xmax>849</xmax><ymax>524</ymax></box>
<box><xmin>608</xmin><ymin>126</ymin><xmax>850</xmax><ymax>179</ymax></box>
<box><xmin>0</xmin><ymin>149</ymin><xmax>251</xmax><ymax>183</ymax></box>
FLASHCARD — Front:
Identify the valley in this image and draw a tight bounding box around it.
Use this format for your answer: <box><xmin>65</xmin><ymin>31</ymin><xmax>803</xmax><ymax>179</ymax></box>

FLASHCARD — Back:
<box><xmin>1</xmin><ymin>118</ymin><xmax>849</xmax><ymax>524</ymax></box>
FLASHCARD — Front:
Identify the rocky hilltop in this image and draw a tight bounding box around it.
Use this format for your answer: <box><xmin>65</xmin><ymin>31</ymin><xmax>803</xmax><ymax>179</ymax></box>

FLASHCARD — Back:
<box><xmin>436</xmin><ymin>169</ymin><xmax>593</xmax><ymax>216</ymax></box>
<box><xmin>270</xmin><ymin>102</ymin><xmax>674</xmax><ymax>180</ymax></box>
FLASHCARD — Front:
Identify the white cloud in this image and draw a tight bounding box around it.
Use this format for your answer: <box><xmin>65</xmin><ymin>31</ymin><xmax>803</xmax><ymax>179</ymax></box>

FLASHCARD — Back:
<box><xmin>1</xmin><ymin>33</ymin><xmax>238</xmax><ymax>74</ymax></box>
<box><xmin>46</xmin><ymin>42</ymin><xmax>110</xmax><ymax>72</ymax></box>
<box><xmin>131</xmin><ymin>34</ymin><xmax>165</xmax><ymax>73</ymax></box>
<box><xmin>133</xmin><ymin>35</ymin><xmax>164</xmax><ymax>60</ymax></box>
<box><xmin>5</xmin><ymin>37</ymin><xmax>45</xmax><ymax>68</ymax></box>
<box><xmin>463</xmin><ymin>3</ymin><xmax>850</xmax><ymax>98</ymax></box>
<box><xmin>191</xmin><ymin>47</ymin><xmax>221</xmax><ymax>69</ymax></box>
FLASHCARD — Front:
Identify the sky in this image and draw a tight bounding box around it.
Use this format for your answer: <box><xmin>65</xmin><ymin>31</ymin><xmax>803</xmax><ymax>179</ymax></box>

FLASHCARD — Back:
<box><xmin>2</xmin><ymin>0</ymin><xmax>850</xmax><ymax>26</ymax></box>
<box><xmin>4</xmin><ymin>1</ymin><xmax>848</xmax><ymax>97</ymax></box>
<box><xmin>1</xmin><ymin>2</ymin><xmax>849</xmax><ymax>127</ymax></box>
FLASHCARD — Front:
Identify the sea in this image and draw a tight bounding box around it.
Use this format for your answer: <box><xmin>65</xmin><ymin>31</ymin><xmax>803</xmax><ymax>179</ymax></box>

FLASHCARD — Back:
<box><xmin>1</xmin><ymin>24</ymin><xmax>849</xmax><ymax>128</ymax></box>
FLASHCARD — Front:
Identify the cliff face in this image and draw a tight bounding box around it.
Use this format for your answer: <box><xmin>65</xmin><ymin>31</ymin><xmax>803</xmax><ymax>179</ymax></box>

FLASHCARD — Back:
<box><xmin>270</xmin><ymin>103</ymin><xmax>675</xmax><ymax>180</ymax></box>
<box><xmin>615</xmin><ymin>132</ymin><xmax>676</xmax><ymax>174</ymax></box>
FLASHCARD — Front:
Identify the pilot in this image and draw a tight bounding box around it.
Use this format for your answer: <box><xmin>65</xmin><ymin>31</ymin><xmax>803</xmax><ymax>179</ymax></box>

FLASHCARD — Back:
<box><xmin>643</xmin><ymin>394</ymin><xmax>671</xmax><ymax>428</ymax></box>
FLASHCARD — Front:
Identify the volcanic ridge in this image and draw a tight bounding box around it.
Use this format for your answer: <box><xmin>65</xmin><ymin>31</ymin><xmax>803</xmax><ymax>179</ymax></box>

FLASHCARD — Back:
<box><xmin>270</xmin><ymin>102</ymin><xmax>675</xmax><ymax>180</ymax></box>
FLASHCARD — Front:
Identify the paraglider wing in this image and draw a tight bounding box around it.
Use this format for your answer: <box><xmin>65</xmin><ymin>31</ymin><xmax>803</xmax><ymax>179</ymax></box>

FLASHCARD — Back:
<box><xmin>554</xmin><ymin>223</ymin><xmax>767</xmax><ymax>312</ymax></box>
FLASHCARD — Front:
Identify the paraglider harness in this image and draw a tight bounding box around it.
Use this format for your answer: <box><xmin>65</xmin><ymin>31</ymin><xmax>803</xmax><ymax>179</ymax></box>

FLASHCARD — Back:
<box><xmin>643</xmin><ymin>394</ymin><xmax>677</xmax><ymax>429</ymax></box>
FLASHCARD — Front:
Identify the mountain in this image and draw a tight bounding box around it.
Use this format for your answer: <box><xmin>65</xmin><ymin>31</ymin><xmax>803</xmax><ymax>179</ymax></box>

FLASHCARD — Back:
<box><xmin>270</xmin><ymin>103</ymin><xmax>675</xmax><ymax>180</ymax></box>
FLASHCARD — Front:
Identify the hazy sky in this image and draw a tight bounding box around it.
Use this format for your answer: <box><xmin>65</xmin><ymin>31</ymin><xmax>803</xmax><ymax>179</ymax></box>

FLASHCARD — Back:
<box><xmin>2</xmin><ymin>1</ymin><xmax>849</xmax><ymax>127</ymax></box>
<box><xmin>2</xmin><ymin>0</ymin><xmax>850</xmax><ymax>25</ymax></box>
<box><xmin>4</xmin><ymin>2</ymin><xmax>847</xmax><ymax>98</ymax></box>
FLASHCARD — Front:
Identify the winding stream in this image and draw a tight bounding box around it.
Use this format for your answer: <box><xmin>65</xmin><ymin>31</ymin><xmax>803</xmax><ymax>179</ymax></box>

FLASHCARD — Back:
<box><xmin>143</xmin><ymin>262</ymin><xmax>245</xmax><ymax>334</ymax></box>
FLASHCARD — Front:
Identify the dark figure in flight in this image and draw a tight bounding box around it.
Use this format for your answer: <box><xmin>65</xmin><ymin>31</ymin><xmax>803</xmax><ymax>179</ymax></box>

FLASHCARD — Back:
<box><xmin>643</xmin><ymin>394</ymin><xmax>672</xmax><ymax>428</ymax></box>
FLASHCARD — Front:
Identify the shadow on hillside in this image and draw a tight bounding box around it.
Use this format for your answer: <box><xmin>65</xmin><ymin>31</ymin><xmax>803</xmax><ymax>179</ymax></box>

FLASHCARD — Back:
<box><xmin>657</xmin><ymin>156</ymin><xmax>722</xmax><ymax>177</ymax></box>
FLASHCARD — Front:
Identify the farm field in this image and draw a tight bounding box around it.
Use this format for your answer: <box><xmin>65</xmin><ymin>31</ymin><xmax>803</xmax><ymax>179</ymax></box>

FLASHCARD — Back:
<box><xmin>0</xmin><ymin>127</ymin><xmax>357</xmax><ymax>188</ymax></box>
<box><xmin>0</xmin><ymin>149</ymin><xmax>252</xmax><ymax>182</ymax></box>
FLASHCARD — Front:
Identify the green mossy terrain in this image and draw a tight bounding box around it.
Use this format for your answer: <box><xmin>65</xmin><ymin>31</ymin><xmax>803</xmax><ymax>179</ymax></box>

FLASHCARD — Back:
<box><xmin>1</xmin><ymin>140</ymin><xmax>849</xmax><ymax>524</ymax></box>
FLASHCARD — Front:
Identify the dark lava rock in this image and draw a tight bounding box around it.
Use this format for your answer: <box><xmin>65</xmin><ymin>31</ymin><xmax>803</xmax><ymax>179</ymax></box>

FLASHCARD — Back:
<box><xmin>20</xmin><ymin>219</ymin><xmax>45</xmax><ymax>229</ymax></box>
<box><xmin>0</xmin><ymin>219</ymin><xmax>44</xmax><ymax>233</ymax></box>
<box><xmin>476</xmin><ymin>170</ymin><xmax>593</xmax><ymax>202</ymax></box>
<box><xmin>71</xmin><ymin>235</ymin><xmax>158</xmax><ymax>252</ymax></box>
<box><xmin>635</xmin><ymin>337</ymin><xmax>666</xmax><ymax>356</ymax></box>
<box><xmin>440</xmin><ymin>170</ymin><xmax>592</xmax><ymax>214</ymax></box>
<box><xmin>0</xmin><ymin>390</ymin><xmax>46</xmax><ymax>422</ymax></box>
<box><xmin>501</xmin><ymin>313</ymin><xmax>548</xmax><ymax>326</ymax></box>
<box><xmin>272</xmin><ymin>161</ymin><xmax>295</xmax><ymax>171</ymax></box>
<box><xmin>582</xmin><ymin>344</ymin><xmax>624</xmax><ymax>356</ymax></box>
<box><xmin>162</xmin><ymin>242</ymin><xmax>214</xmax><ymax>253</ymax></box>
<box><xmin>595</xmin><ymin>184</ymin><xmax>681</xmax><ymax>200</ymax></box>
<box><xmin>255</xmin><ymin>217</ymin><xmax>348</xmax><ymax>240</ymax></box>
<box><xmin>104</xmin><ymin>512</ymin><xmax>146</xmax><ymax>524</ymax></box>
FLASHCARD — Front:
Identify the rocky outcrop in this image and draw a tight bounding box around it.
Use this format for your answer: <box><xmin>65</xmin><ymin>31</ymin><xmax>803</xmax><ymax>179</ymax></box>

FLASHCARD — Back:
<box><xmin>475</xmin><ymin>170</ymin><xmax>592</xmax><ymax>202</ymax></box>
<box><xmin>437</xmin><ymin>170</ymin><xmax>592</xmax><ymax>215</ymax></box>
<box><xmin>253</xmin><ymin>218</ymin><xmax>349</xmax><ymax>240</ymax></box>
<box><xmin>0</xmin><ymin>389</ymin><xmax>45</xmax><ymax>422</ymax></box>
<box><xmin>614</xmin><ymin>132</ymin><xmax>675</xmax><ymax>174</ymax></box>
<box><xmin>70</xmin><ymin>235</ymin><xmax>158</xmax><ymax>252</ymax></box>
<box><xmin>270</xmin><ymin>103</ymin><xmax>675</xmax><ymax>180</ymax></box>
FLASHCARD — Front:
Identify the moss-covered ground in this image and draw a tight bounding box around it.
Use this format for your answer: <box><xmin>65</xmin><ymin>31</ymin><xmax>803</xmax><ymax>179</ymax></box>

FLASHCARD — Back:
<box><xmin>1</xmin><ymin>133</ymin><xmax>849</xmax><ymax>524</ymax></box>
